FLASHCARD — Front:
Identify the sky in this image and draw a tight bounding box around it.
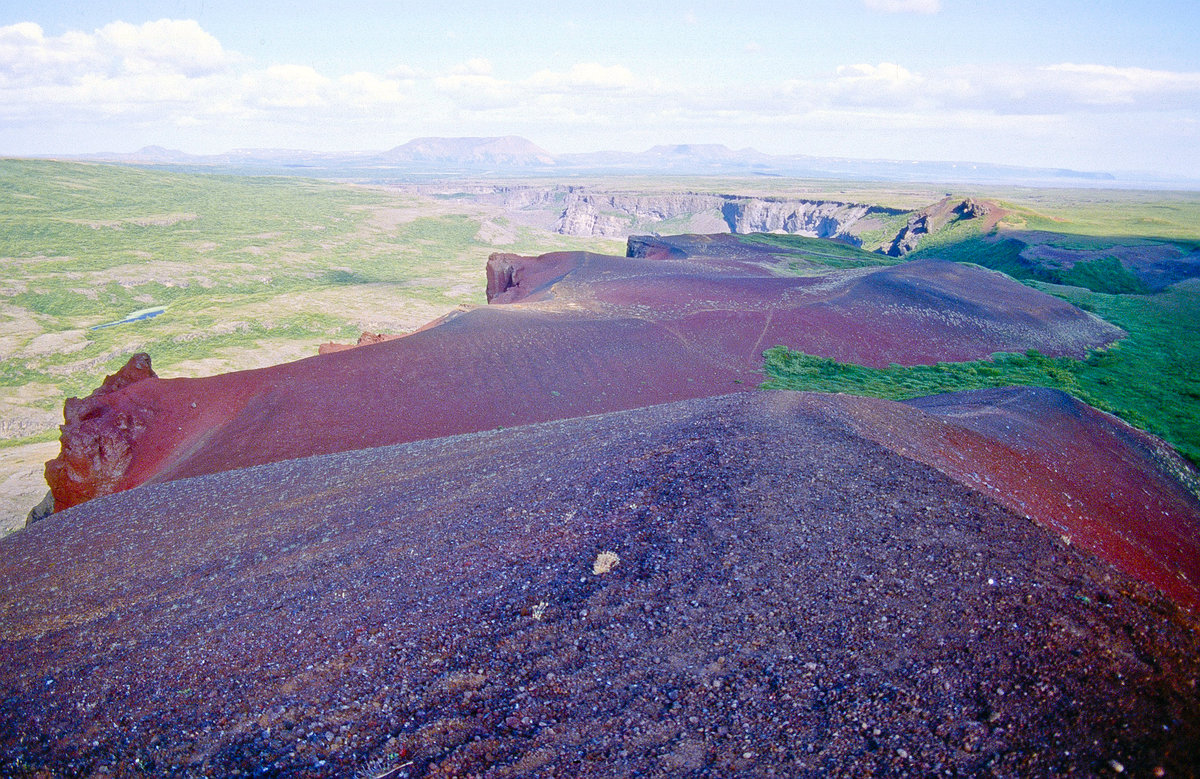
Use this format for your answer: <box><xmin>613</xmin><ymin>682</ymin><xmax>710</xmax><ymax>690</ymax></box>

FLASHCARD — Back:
<box><xmin>2</xmin><ymin>0</ymin><xmax>1199</xmax><ymax>178</ymax></box>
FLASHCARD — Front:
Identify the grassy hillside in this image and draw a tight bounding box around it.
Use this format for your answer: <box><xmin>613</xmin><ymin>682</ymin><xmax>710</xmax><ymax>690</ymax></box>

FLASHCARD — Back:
<box><xmin>763</xmin><ymin>266</ymin><xmax>1200</xmax><ymax>466</ymax></box>
<box><xmin>742</xmin><ymin>233</ymin><xmax>906</xmax><ymax>271</ymax></box>
<box><xmin>904</xmin><ymin>190</ymin><xmax>1200</xmax><ymax>294</ymax></box>
<box><xmin>760</xmin><ymin>187</ymin><xmax>1199</xmax><ymax>468</ymax></box>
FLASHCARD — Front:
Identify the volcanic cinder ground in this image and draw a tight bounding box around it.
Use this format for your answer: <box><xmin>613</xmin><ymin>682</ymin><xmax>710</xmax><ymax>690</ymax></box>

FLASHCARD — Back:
<box><xmin>7</xmin><ymin>235</ymin><xmax>1199</xmax><ymax>777</ymax></box>
<box><xmin>3</xmin><ymin>391</ymin><xmax>1200</xmax><ymax>777</ymax></box>
<box><xmin>46</xmin><ymin>241</ymin><xmax>1122</xmax><ymax>510</ymax></box>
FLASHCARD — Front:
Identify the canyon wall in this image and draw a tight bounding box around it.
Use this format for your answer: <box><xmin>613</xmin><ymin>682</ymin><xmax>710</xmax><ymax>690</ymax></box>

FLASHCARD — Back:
<box><xmin>552</xmin><ymin>190</ymin><xmax>905</xmax><ymax>244</ymax></box>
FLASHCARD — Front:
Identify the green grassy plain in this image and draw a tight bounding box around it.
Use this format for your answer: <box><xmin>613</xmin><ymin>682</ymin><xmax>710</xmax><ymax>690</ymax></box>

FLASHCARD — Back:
<box><xmin>0</xmin><ymin>160</ymin><xmax>625</xmax><ymax>530</ymax></box>
<box><xmin>0</xmin><ymin>159</ymin><xmax>621</xmax><ymax>438</ymax></box>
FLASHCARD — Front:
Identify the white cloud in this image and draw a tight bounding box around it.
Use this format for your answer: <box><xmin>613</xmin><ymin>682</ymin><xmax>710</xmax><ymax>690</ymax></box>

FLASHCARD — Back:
<box><xmin>863</xmin><ymin>0</ymin><xmax>941</xmax><ymax>13</ymax></box>
<box><xmin>828</xmin><ymin>62</ymin><xmax>925</xmax><ymax>106</ymax></box>
<box><xmin>529</xmin><ymin>63</ymin><xmax>635</xmax><ymax>91</ymax></box>
<box><xmin>242</xmin><ymin>64</ymin><xmax>330</xmax><ymax>109</ymax></box>
<box><xmin>451</xmin><ymin>58</ymin><xmax>493</xmax><ymax>76</ymax></box>
<box><xmin>779</xmin><ymin>61</ymin><xmax>1200</xmax><ymax>116</ymax></box>
<box><xmin>433</xmin><ymin>70</ymin><xmax>515</xmax><ymax>110</ymax></box>
<box><xmin>0</xmin><ymin>23</ymin><xmax>102</xmax><ymax>84</ymax></box>
<box><xmin>338</xmin><ymin>72</ymin><xmax>407</xmax><ymax>106</ymax></box>
<box><xmin>95</xmin><ymin>19</ymin><xmax>231</xmax><ymax>76</ymax></box>
<box><xmin>1040</xmin><ymin>63</ymin><xmax>1200</xmax><ymax>107</ymax></box>
<box><xmin>2</xmin><ymin>17</ymin><xmax>1198</xmax><ymax>175</ymax></box>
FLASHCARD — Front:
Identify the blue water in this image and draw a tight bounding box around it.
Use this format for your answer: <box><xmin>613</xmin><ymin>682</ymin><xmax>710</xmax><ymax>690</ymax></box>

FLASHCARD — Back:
<box><xmin>90</xmin><ymin>307</ymin><xmax>166</xmax><ymax>330</ymax></box>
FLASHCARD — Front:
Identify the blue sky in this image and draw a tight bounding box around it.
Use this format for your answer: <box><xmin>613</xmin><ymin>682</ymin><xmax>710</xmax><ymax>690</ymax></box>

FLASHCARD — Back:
<box><xmin>3</xmin><ymin>0</ymin><xmax>1199</xmax><ymax>177</ymax></box>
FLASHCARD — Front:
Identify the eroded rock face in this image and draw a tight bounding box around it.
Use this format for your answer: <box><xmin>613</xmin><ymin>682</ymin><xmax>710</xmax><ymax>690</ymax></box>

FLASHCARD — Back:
<box><xmin>25</xmin><ymin>491</ymin><xmax>54</xmax><ymax>526</ymax></box>
<box><xmin>44</xmin><ymin>353</ymin><xmax>157</xmax><ymax>513</ymax></box>
<box><xmin>485</xmin><ymin>251</ymin><xmax>579</xmax><ymax>304</ymax></box>
<box><xmin>485</xmin><ymin>252</ymin><xmax>520</xmax><ymax>302</ymax></box>
<box><xmin>554</xmin><ymin>191</ymin><xmax>903</xmax><ymax>244</ymax></box>
<box><xmin>885</xmin><ymin>197</ymin><xmax>992</xmax><ymax>257</ymax></box>
<box><xmin>719</xmin><ymin>198</ymin><xmax>878</xmax><ymax>240</ymax></box>
<box><xmin>955</xmin><ymin>197</ymin><xmax>990</xmax><ymax>220</ymax></box>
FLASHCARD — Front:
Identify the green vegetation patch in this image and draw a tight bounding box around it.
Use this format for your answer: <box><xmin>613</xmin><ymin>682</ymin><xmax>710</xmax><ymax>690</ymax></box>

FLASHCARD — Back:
<box><xmin>1054</xmin><ymin>257</ymin><xmax>1151</xmax><ymax>295</ymax></box>
<box><xmin>762</xmin><ymin>346</ymin><xmax>1085</xmax><ymax>400</ymax></box>
<box><xmin>910</xmin><ymin>235</ymin><xmax>1152</xmax><ymax>295</ymax></box>
<box><xmin>1010</xmin><ymin>190</ymin><xmax>1200</xmax><ymax>241</ymax></box>
<box><xmin>850</xmin><ymin>211</ymin><xmax>914</xmax><ymax>252</ymax></box>
<box><xmin>741</xmin><ymin>233</ymin><xmax>902</xmax><ymax>270</ymax></box>
<box><xmin>762</xmin><ymin>281</ymin><xmax>1200</xmax><ymax>466</ymax></box>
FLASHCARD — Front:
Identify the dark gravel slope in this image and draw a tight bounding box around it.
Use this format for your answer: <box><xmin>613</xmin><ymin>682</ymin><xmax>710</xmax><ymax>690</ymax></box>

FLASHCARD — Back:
<box><xmin>3</xmin><ymin>391</ymin><xmax>1197</xmax><ymax>777</ymax></box>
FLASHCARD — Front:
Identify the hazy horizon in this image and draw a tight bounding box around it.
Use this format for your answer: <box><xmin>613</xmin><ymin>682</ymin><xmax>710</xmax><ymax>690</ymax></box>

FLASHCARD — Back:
<box><xmin>3</xmin><ymin>0</ymin><xmax>1199</xmax><ymax>179</ymax></box>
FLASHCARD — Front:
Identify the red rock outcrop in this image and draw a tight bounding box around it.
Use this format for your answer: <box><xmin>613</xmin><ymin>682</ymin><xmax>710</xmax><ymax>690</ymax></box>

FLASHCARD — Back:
<box><xmin>316</xmin><ymin>331</ymin><xmax>402</xmax><ymax>355</ymax></box>
<box><xmin>44</xmin><ymin>353</ymin><xmax>158</xmax><ymax>512</ymax></box>
<box><xmin>485</xmin><ymin>251</ymin><xmax>579</xmax><ymax>303</ymax></box>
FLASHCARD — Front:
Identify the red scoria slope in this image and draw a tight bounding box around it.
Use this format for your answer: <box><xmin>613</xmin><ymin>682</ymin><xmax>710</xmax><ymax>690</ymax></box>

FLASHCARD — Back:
<box><xmin>3</xmin><ymin>391</ymin><xmax>1198</xmax><ymax>777</ymax></box>
<box><xmin>808</xmin><ymin>387</ymin><xmax>1200</xmax><ymax>612</ymax></box>
<box><xmin>45</xmin><ymin>247</ymin><xmax>1122</xmax><ymax>510</ymax></box>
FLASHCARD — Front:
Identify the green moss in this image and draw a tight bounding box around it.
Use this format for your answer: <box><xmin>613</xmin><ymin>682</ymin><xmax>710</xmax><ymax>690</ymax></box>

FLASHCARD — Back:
<box><xmin>761</xmin><ymin>346</ymin><xmax>1088</xmax><ymax>402</ymax></box>
<box><xmin>1056</xmin><ymin>257</ymin><xmax>1151</xmax><ymax>295</ymax></box>
<box><xmin>0</xmin><ymin>429</ymin><xmax>60</xmax><ymax>450</ymax></box>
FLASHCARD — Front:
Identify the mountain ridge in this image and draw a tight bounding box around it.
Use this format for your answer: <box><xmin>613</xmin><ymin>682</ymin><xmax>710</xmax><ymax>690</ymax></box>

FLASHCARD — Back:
<box><xmin>51</xmin><ymin>137</ymin><xmax>1146</xmax><ymax>186</ymax></box>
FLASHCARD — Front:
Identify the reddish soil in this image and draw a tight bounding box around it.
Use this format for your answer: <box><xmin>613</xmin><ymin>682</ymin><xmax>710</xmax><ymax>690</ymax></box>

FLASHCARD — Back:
<box><xmin>810</xmin><ymin>387</ymin><xmax>1200</xmax><ymax>613</ymax></box>
<box><xmin>3</xmin><ymin>391</ymin><xmax>1197</xmax><ymax>777</ymax></box>
<box><xmin>46</xmin><ymin>249</ymin><xmax>1122</xmax><ymax>510</ymax></box>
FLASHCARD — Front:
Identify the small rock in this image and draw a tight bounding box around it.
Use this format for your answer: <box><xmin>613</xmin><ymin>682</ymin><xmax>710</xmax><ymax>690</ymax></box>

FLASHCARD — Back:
<box><xmin>592</xmin><ymin>550</ymin><xmax>620</xmax><ymax>575</ymax></box>
<box><xmin>26</xmin><ymin>490</ymin><xmax>55</xmax><ymax>525</ymax></box>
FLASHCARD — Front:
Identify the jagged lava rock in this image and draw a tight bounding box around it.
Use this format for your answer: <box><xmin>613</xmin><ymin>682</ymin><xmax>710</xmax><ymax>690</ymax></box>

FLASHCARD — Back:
<box><xmin>885</xmin><ymin>196</ymin><xmax>991</xmax><ymax>257</ymax></box>
<box><xmin>3</xmin><ymin>391</ymin><xmax>1198</xmax><ymax>776</ymax></box>
<box><xmin>44</xmin><ymin>353</ymin><xmax>157</xmax><ymax>512</ymax></box>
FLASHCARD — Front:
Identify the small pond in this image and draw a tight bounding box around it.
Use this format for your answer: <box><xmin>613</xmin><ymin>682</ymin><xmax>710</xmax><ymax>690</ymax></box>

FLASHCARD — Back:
<box><xmin>90</xmin><ymin>306</ymin><xmax>166</xmax><ymax>330</ymax></box>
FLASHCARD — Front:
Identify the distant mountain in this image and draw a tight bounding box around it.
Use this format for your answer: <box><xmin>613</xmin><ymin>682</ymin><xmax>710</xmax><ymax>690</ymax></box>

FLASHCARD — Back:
<box><xmin>80</xmin><ymin>145</ymin><xmax>195</xmax><ymax>164</ymax></box>
<box><xmin>559</xmin><ymin>143</ymin><xmax>776</xmax><ymax>173</ymax></box>
<box><xmin>62</xmin><ymin>136</ymin><xmax>1135</xmax><ymax>186</ymax></box>
<box><xmin>374</xmin><ymin>136</ymin><xmax>556</xmax><ymax>167</ymax></box>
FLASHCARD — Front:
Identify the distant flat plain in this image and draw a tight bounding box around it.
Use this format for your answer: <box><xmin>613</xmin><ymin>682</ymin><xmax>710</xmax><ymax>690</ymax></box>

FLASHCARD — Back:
<box><xmin>2</xmin><ymin>159</ymin><xmax>1199</xmax><ymax>531</ymax></box>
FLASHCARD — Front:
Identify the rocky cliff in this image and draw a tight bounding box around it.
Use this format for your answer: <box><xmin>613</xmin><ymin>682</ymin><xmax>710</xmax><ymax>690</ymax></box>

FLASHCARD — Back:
<box><xmin>884</xmin><ymin>196</ymin><xmax>991</xmax><ymax>257</ymax></box>
<box><xmin>552</xmin><ymin>191</ymin><xmax>725</xmax><ymax>236</ymax></box>
<box><xmin>553</xmin><ymin>190</ymin><xmax>905</xmax><ymax>246</ymax></box>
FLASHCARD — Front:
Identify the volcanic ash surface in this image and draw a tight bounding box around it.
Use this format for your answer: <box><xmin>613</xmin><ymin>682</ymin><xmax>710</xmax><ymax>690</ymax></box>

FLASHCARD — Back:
<box><xmin>3</xmin><ymin>391</ymin><xmax>1197</xmax><ymax>777</ymax></box>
